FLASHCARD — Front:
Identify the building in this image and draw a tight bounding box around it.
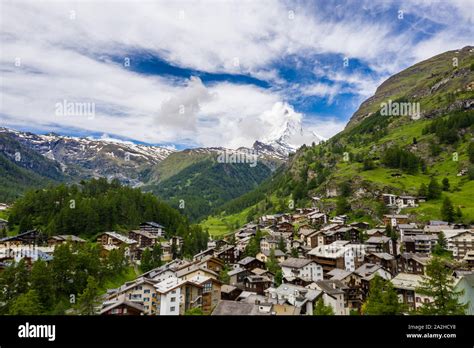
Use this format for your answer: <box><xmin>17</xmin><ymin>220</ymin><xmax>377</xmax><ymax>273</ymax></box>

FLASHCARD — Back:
<box><xmin>383</xmin><ymin>214</ymin><xmax>409</xmax><ymax>227</ymax></box>
<box><xmin>265</xmin><ymin>283</ymin><xmax>321</xmax><ymax>315</ymax></box>
<box><xmin>96</xmin><ymin>232</ymin><xmax>137</xmax><ymax>259</ymax></box>
<box><xmin>445</xmin><ymin>230</ymin><xmax>474</xmax><ymax>260</ymax></box>
<box><xmin>402</xmin><ymin>234</ymin><xmax>437</xmax><ymax>254</ymax></box>
<box><xmin>154</xmin><ymin>277</ymin><xmax>187</xmax><ymax>315</ymax></box>
<box><xmin>139</xmin><ymin>222</ymin><xmax>165</xmax><ymax>237</ymax></box>
<box><xmin>312</xmin><ymin>280</ymin><xmax>349</xmax><ymax>315</ymax></box>
<box><xmin>238</xmin><ymin>256</ymin><xmax>265</xmax><ymax>271</ymax></box>
<box><xmin>244</xmin><ymin>275</ymin><xmax>273</xmax><ymax>295</ymax></box>
<box><xmin>391</xmin><ymin>273</ymin><xmax>432</xmax><ymax>310</ymax></box>
<box><xmin>212</xmin><ymin>300</ymin><xmax>269</xmax><ymax>315</ymax></box>
<box><xmin>228</xmin><ymin>267</ymin><xmax>251</xmax><ymax>286</ymax></box>
<box><xmin>188</xmin><ymin>275</ymin><xmax>221</xmax><ymax>314</ymax></box>
<box><xmin>280</xmin><ymin>258</ymin><xmax>323</xmax><ymax>284</ymax></box>
<box><xmin>365</xmin><ymin>236</ymin><xmax>395</xmax><ymax>255</ymax></box>
<box><xmin>100</xmin><ymin>295</ymin><xmax>145</xmax><ymax>315</ymax></box>
<box><xmin>365</xmin><ymin>252</ymin><xmax>397</xmax><ymax>275</ymax></box>
<box><xmin>47</xmin><ymin>235</ymin><xmax>86</xmax><ymax>246</ymax></box>
<box><xmin>307</xmin><ymin>241</ymin><xmax>366</xmax><ymax>275</ymax></box>
<box><xmin>256</xmin><ymin>249</ymin><xmax>286</xmax><ymax>263</ymax></box>
<box><xmin>397</xmin><ymin>253</ymin><xmax>431</xmax><ymax>275</ymax></box>
<box><xmin>104</xmin><ymin>277</ymin><xmax>158</xmax><ymax>315</ymax></box>
<box><xmin>128</xmin><ymin>230</ymin><xmax>158</xmax><ymax>249</ymax></box>
<box><xmin>220</xmin><ymin>285</ymin><xmax>242</xmax><ymax>301</ymax></box>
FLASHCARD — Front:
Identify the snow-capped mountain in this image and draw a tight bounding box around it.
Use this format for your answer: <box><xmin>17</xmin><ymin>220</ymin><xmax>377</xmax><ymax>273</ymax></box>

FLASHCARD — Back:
<box><xmin>257</xmin><ymin>104</ymin><xmax>326</xmax><ymax>156</ymax></box>
<box><xmin>0</xmin><ymin>128</ymin><xmax>175</xmax><ymax>187</ymax></box>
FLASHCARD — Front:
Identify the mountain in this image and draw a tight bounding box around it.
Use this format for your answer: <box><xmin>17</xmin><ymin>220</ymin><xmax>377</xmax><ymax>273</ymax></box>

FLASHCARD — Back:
<box><xmin>0</xmin><ymin>128</ymin><xmax>175</xmax><ymax>187</ymax></box>
<box><xmin>0</xmin><ymin>131</ymin><xmax>68</xmax><ymax>201</ymax></box>
<box><xmin>202</xmin><ymin>46</ymin><xmax>474</xmax><ymax>235</ymax></box>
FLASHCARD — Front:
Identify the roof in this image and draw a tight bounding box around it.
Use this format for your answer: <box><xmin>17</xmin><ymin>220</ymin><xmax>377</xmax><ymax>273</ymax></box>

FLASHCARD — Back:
<box><xmin>391</xmin><ymin>273</ymin><xmax>424</xmax><ymax>290</ymax></box>
<box><xmin>50</xmin><ymin>235</ymin><xmax>87</xmax><ymax>243</ymax></box>
<box><xmin>238</xmin><ymin>256</ymin><xmax>257</xmax><ymax>265</ymax></box>
<box><xmin>212</xmin><ymin>300</ymin><xmax>268</xmax><ymax>315</ymax></box>
<box><xmin>0</xmin><ymin>218</ymin><xmax>8</xmax><ymax>223</ymax></box>
<box><xmin>366</xmin><ymin>228</ymin><xmax>385</xmax><ymax>235</ymax></box>
<box><xmin>281</xmin><ymin>257</ymin><xmax>314</xmax><ymax>269</ymax></box>
<box><xmin>220</xmin><ymin>284</ymin><xmax>238</xmax><ymax>293</ymax></box>
<box><xmin>355</xmin><ymin>263</ymin><xmax>383</xmax><ymax>277</ymax></box>
<box><xmin>228</xmin><ymin>267</ymin><xmax>248</xmax><ymax>276</ymax></box>
<box><xmin>261</xmin><ymin>249</ymin><xmax>286</xmax><ymax>257</ymax></box>
<box><xmin>100</xmin><ymin>295</ymin><xmax>145</xmax><ymax>314</ymax></box>
<box><xmin>141</xmin><ymin>221</ymin><xmax>165</xmax><ymax>229</ymax></box>
<box><xmin>384</xmin><ymin>214</ymin><xmax>409</xmax><ymax>219</ymax></box>
<box><xmin>102</xmin><ymin>232</ymin><xmax>137</xmax><ymax>245</ymax></box>
<box><xmin>370</xmin><ymin>252</ymin><xmax>395</xmax><ymax>261</ymax></box>
<box><xmin>315</xmin><ymin>280</ymin><xmax>348</xmax><ymax>295</ymax></box>
<box><xmin>327</xmin><ymin>268</ymin><xmax>352</xmax><ymax>280</ymax></box>
<box><xmin>251</xmin><ymin>267</ymin><xmax>272</xmax><ymax>276</ymax></box>
<box><xmin>129</xmin><ymin>230</ymin><xmax>158</xmax><ymax>239</ymax></box>
<box><xmin>366</xmin><ymin>236</ymin><xmax>391</xmax><ymax>244</ymax></box>
<box><xmin>267</xmin><ymin>283</ymin><xmax>321</xmax><ymax>303</ymax></box>
<box><xmin>154</xmin><ymin>276</ymin><xmax>187</xmax><ymax>293</ymax></box>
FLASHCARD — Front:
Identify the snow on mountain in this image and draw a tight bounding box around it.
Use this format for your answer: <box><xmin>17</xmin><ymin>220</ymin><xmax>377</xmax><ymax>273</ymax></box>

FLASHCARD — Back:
<box><xmin>257</xmin><ymin>103</ymin><xmax>326</xmax><ymax>156</ymax></box>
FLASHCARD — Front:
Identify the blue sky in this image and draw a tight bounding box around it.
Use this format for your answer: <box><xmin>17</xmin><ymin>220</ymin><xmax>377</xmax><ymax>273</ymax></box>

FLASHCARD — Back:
<box><xmin>0</xmin><ymin>0</ymin><xmax>473</xmax><ymax>149</ymax></box>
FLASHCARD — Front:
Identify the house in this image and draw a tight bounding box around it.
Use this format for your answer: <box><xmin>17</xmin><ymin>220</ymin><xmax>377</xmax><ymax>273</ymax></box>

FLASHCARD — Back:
<box><xmin>139</xmin><ymin>222</ymin><xmax>165</xmax><ymax>237</ymax></box>
<box><xmin>47</xmin><ymin>235</ymin><xmax>86</xmax><ymax>246</ymax></box>
<box><xmin>396</xmin><ymin>223</ymin><xmax>423</xmax><ymax>239</ymax></box>
<box><xmin>397</xmin><ymin>253</ymin><xmax>431</xmax><ymax>275</ymax></box>
<box><xmin>307</xmin><ymin>241</ymin><xmax>366</xmax><ymax>275</ymax></box>
<box><xmin>402</xmin><ymin>234</ymin><xmax>437</xmax><ymax>254</ymax></box>
<box><xmin>256</xmin><ymin>249</ymin><xmax>286</xmax><ymax>263</ymax></box>
<box><xmin>463</xmin><ymin>250</ymin><xmax>474</xmax><ymax>268</ymax></box>
<box><xmin>193</xmin><ymin>247</ymin><xmax>216</xmax><ymax>261</ymax></box>
<box><xmin>326</xmin><ymin>269</ymin><xmax>363</xmax><ymax>309</ymax></box>
<box><xmin>238</xmin><ymin>256</ymin><xmax>265</xmax><ymax>270</ymax></box>
<box><xmin>280</xmin><ymin>258</ymin><xmax>323</xmax><ymax>284</ymax></box>
<box><xmin>391</xmin><ymin>273</ymin><xmax>432</xmax><ymax>310</ymax></box>
<box><xmin>212</xmin><ymin>300</ymin><xmax>269</xmax><ymax>315</ymax></box>
<box><xmin>365</xmin><ymin>228</ymin><xmax>386</xmax><ymax>238</ymax></box>
<box><xmin>100</xmin><ymin>295</ymin><xmax>145</xmax><ymax>315</ymax></box>
<box><xmin>198</xmin><ymin>256</ymin><xmax>225</xmax><ymax>274</ymax></box>
<box><xmin>214</xmin><ymin>245</ymin><xmax>238</xmax><ymax>264</ymax></box>
<box><xmin>355</xmin><ymin>263</ymin><xmax>392</xmax><ymax>297</ymax></box>
<box><xmin>312</xmin><ymin>280</ymin><xmax>349</xmax><ymax>315</ymax></box>
<box><xmin>383</xmin><ymin>214</ymin><xmax>409</xmax><ymax>227</ymax></box>
<box><xmin>265</xmin><ymin>283</ymin><xmax>321</xmax><ymax>315</ymax></box>
<box><xmin>382</xmin><ymin>194</ymin><xmax>419</xmax><ymax>208</ymax></box>
<box><xmin>220</xmin><ymin>284</ymin><xmax>242</xmax><ymax>301</ymax></box>
<box><xmin>260</xmin><ymin>235</ymin><xmax>281</xmax><ymax>253</ymax></box>
<box><xmin>445</xmin><ymin>230</ymin><xmax>474</xmax><ymax>260</ymax></box>
<box><xmin>0</xmin><ymin>229</ymin><xmax>48</xmax><ymax>247</ymax></box>
<box><xmin>365</xmin><ymin>252</ymin><xmax>397</xmax><ymax>275</ymax></box>
<box><xmin>176</xmin><ymin>263</ymin><xmax>219</xmax><ymax>281</ymax></box>
<box><xmin>228</xmin><ymin>267</ymin><xmax>251</xmax><ymax>286</ymax></box>
<box><xmin>154</xmin><ymin>276</ymin><xmax>187</xmax><ymax>315</ymax></box>
<box><xmin>188</xmin><ymin>275</ymin><xmax>221</xmax><ymax>314</ymax></box>
<box><xmin>307</xmin><ymin>212</ymin><xmax>327</xmax><ymax>226</ymax></box>
<box><xmin>128</xmin><ymin>230</ymin><xmax>158</xmax><ymax>249</ymax></box>
<box><xmin>454</xmin><ymin>273</ymin><xmax>474</xmax><ymax>315</ymax></box>
<box><xmin>243</xmin><ymin>275</ymin><xmax>273</xmax><ymax>295</ymax></box>
<box><xmin>96</xmin><ymin>232</ymin><xmax>137</xmax><ymax>259</ymax></box>
<box><xmin>365</xmin><ymin>236</ymin><xmax>396</xmax><ymax>255</ymax></box>
<box><xmin>104</xmin><ymin>277</ymin><xmax>158</xmax><ymax>315</ymax></box>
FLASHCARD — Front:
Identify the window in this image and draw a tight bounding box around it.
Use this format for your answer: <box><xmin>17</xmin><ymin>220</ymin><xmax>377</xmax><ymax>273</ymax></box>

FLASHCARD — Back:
<box><xmin>144</xmin><ymin>289</ymin><xmax>150</xmax><ymax>294</ymax></box>
<box><xmin>170</xmin><ymin>306</ymin><xmax>176</xmax><ymax>312</ymax></box>
<box><xmin>171</xmin><ymin>290</ymin><xmax>176</xmax><ymax>294</ymax></box>
<box><xmin>170</xmin><ymin>297</ymin><xmax>176</xmax><ymax>302</ymax></box>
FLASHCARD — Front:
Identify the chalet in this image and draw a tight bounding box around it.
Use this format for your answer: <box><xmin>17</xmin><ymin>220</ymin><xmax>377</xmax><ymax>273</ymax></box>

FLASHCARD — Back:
<box><xmin>256</xmin><ymin>249</ymin><xmax>286</xmax><ymax>263</ymax></box>
<box><xmin>197</xmin><ymin>256</ymin><xmax>225</xmax><ymax>274</ymax></box>
<box><xmin>402</xmin><ymin>234</ymin><xmax>437</xmax><ymax>254</ymax></box>
<box><xmin>349</xmin><ymin>222</ymin><xmax>370</xmax><ymax>230</ymax></box>
<box><xmin>396</xmin><ymin>223</ymin><xmax>423</xmax><ymax>239</ymax></box>
<box><xmin>383</xmin><ymin>214</ymin><xmax>409</xmax><ymax>227</ymax></box>
<box><xmin>259</xmin><ymin>215</ymin><xmax>277</xmax><ymax>226</ymax></box>
<box><xmin>308</xmin><ymin>241</ymin><xmax>366</xmax><ymax>275</ymax></box>
<box><xmin>365</xmin><ymin>236</ymin><xmax>396</xmax><ymax>255</ymax></box>
<box><xmin>355</xmin><ymin>263</ymin><xmax>392</xmax><ymax>297</ymax></box>
<box><xmin>251</xmin><ymin>267</ymin><xmax>274</xmax><ymax>282</ymax></box>
<box><xmin>243</xmin><ymin>275</ymin><xmax>272</xmax><ymax>295</ymax></box>
<box><xmin>220</xmin><ymin>284</ymin><xmax>242</xmax><ymax>301</ymax></box>
<box><xmin>397</xmin><ymin>253</ymin><xmax>431</xmax><ymax>275</ymax></box>
<box><xmin>316</xmin><ymin>224</ymin><xmax>341</xmax><ymax>246</ymax></box>
<box><xmin>128</xmin><ymin>230</ymin><xmax>158</xmax><ymax>249</ymax></box>
<box><xmin>266</xmin><ymin>283</ymin><xmax>321</xmax><ymax>315</ymax></box>
<box><xmin>334</xmin><ymin>226</ymin><xmax>362</xmax><ymax>244</ymax></box>
<box><xmin>365</xmin><ymin>228</ymin><xmax>386</xmax><ymax>238</ymax></box>
<box><xmin>104</xmin><ymin>277</ymin><xmax>158</xmax><ymax>315</ymax></box>
<box><xmin>188</xmin><ymin>275</ymin><xmax>222</xmax><ymax>314</ymax></box>
<box><xmin>260</xmin><ymin>235</ymin><xmax>280</xmax><ymax>253</ymax></box>
<box><xmin>463</xmin><ymin>251</ymin><xmax>474</xmax><ymax>268</ymax></box>
<box><xmin>47</xmin><ymin>235</ymin><xmax>86</xmax><ymax>246</ymax></box>
<box><xmin>97</xmin><ymin>232</ymin><xmax>137</xmax><ymax>259</ymax></box>
<box><xmin>228</xmin><ymin>267</ymin><xmax>251</xmax><ymax>286</ymax></box>
<box><xmin>238</xmin><ymin>256</ymin><xmax>265</xmax><ymax>271</ymax></box>
<box><xmin>193</xmin><ymin>247</ymin><xmax>215</xmax><ymax>261</ymax></box>
<box><xmin>176</xmin><ymin>263</ymin><xmax>219</xmax><ymax>281</ymax></box>
<box><xmin>280</xmin><ymin>258</ymin><xmax>323</xmax><ymax>284</ymax></box>
<box><xmin>307</xmin><ymin>212</ymin><xmax>327</xmax><ymax>226</ymax></box>
<box><xmin>326</xmin><ymin>269</ymin><xmax>363</xmax><ymax>310</ymax></box>
<box><xmin>214</xmin><ymin>245</ymin><xmax>237</xmax><ymax>264</ymax></box>
<box><xmin>391</xmin><ymin>273</ymin><xmax>432</xmax><ymax>310</ymax></box>
<box><xmin>312</xmin><ymin>280</ymin><xmax>349</xmax><ymax>315</ymax></box>
<box><xmin>139</xmin><ymin>222</ymin><xmax>165</xmax><ymax>237</ymax></box>
<box><xmin>445</xmin><ymin>230</ymin><xmax>474</xmax><ymax>260</ymax></box>
<box><xmin>0</xmin><ymin>229</ymin><xmax>48</xmax><ymax>247</ymax></box>
<box><xmin>100</xmin><ymin>295</ymin><xmax>146</xmax><ymax>315</ymax></box>
<box><xmin>275</xmin><ymin>221</ymin><xmax>294</xmax><ymax>234</ymax></box>
<box><xmin>154</xmin><ymin>277</ymin><xmax>188</xmax><ymax>315</ymax></box>
<box><xmin>365</xmin><ymin>252</ymin><xmax>397</xmax><ymax>275</ymax></box>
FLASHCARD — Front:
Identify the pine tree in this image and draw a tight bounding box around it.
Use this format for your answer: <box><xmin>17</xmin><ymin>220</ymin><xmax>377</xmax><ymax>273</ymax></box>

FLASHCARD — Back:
<box><xmin>30</xmin><ymin>259</ymin><xmax>55</xmax><ymax>310</ymax></box>
<box><xmin>278</xmin><ymin>236</ymin><xmax>287</xmax><ymax>253</ymax></box>
<box><xmin>441</xmin><ymin>178</ymin><xmax>450</xmax><ymax>191</ymax></box>
<box><xmin>416</xmin><ymin>257</ymin><xmax>467</xmax><ymax>315</ymax></box>
<box><xmin>140</xmin><ymin>248</ymin><xmax>153</xmax><ymax>273</ymax></box>
<box><xmin>362</xmin><ymin>274</ymin><xmax>406</xmax><ymax>315</ymax></box>
<box><xmin>9</xmin><ymin>290</ymin><xmax>43</xmax><ymax>315</ymax></box>
<box><xmin>427</xmin><ymin>177</ymin><xmax>442</xmax><ymax>200</ymax></box>
<box><xmin>441</xmin><ymin>197</ymin><xmax>455</xmax><ymax>222</ymax></box>
<box><xmin>266</xmin><ymin>248</ymin><xmax>280</xmax><ymax>274</ymax></box>
<box><xmin>76</xmin><ymin>276</ymin><xmax>100</xmax><ymax>315</ymax></box>
<box><xmin>313</xmin><ymin>298</ymin><xmax>334</xmax><ymax>315</ymax></box>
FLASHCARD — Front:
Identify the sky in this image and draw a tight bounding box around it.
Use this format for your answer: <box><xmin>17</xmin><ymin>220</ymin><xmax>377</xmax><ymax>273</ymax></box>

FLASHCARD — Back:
<box><xmin>0</xmin><ymin>0</ymin><xmax>473</xmax><ymax>149</ymax></box>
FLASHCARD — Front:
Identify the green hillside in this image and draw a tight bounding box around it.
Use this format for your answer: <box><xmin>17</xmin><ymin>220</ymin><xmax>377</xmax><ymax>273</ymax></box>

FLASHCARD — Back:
<box><xmin>202</xmin><ymin>46</ymin><xmax>474</xmax><ymax>236</ymax></box>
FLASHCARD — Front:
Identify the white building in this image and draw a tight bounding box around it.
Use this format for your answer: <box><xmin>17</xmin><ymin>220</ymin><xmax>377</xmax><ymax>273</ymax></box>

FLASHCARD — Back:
<box><xmin>280</xmin><ymin>258</ymin><xmax>323</xmax><ymax>283</ymax></box>
<box><xmin>154</xmin><ymin>277</ymin><xmax>186</xmax><ymax>315</ymax></box>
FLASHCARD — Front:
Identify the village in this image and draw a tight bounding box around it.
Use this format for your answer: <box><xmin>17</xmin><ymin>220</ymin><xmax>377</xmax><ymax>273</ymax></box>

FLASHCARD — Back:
<box><xmin>0</xmin><ymin>193</ymin><xmax>473</xmax><ymax>316</ymax></box>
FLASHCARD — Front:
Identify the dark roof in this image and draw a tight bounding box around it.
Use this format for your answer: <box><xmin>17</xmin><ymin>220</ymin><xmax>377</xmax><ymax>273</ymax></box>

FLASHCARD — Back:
<box><xmin>281</xmin><ymin>257</ymin><xmax>313</xmax><ymax>269</ymax></box>
<box><xmin>141</xmin><ymin>222</ymin><xmax>165</xmax><ymax>229</ymax></box>
<box><xmin>212</xmin><ymin>300</ymin><xmax>267</xmax><ymax>315</ymax></box>
<box><xmin>315</xmin><ymin>280</ymin><xmax>347</xmax><ymax>295</ymax></box>
<box><xmin>238</xmin><ymin>256</ymin><xmax>257</xmax><ymax>265</ymax></box>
